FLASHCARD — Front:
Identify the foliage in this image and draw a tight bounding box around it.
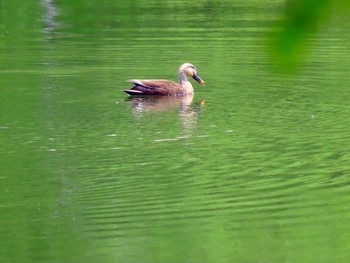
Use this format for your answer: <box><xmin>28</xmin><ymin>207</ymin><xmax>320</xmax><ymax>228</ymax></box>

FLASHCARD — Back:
<box><xmin>271</xmin><ymin>0</ymin><xmax>350</xmax><ymax>68</ymax></box>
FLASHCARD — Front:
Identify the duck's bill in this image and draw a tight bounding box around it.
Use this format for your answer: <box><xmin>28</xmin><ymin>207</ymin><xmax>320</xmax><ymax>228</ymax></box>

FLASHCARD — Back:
<box><xmin>193</xmin><ymin>74</ymin><xmax>205</xmax><ymax>85</ymax></box>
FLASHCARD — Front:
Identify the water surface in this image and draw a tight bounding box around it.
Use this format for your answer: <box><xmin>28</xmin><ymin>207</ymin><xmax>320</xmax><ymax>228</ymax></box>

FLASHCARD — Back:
<box><xmin>1</xmin><ymin>1</ymin><xmax>350</xmax><ymax>262</ymax></box>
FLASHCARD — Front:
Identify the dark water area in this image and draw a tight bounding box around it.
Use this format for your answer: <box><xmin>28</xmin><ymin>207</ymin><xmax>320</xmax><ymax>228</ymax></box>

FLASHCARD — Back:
<box><xmin>1</xmin><ymin>1</ymin><xmax>350</xmax><ymax>262</ymax></box>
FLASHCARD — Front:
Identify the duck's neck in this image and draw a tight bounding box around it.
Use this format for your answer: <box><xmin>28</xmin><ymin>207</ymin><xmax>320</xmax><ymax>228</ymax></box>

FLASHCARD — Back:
<box><xmin>178</xmin><ymin>70</ymin><xmax>194</xmax><ymax>94</ymax></box>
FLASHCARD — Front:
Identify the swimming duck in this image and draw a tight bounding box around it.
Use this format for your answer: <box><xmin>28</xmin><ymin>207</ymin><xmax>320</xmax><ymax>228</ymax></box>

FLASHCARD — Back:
<box><xmin>123</xmin><ymin>63</ymin><xmax>205</xmax><ymax>96</ymax></box>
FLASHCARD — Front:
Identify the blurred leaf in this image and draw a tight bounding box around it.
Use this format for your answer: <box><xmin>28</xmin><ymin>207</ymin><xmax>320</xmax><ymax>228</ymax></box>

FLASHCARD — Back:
<box><xmin>271</xmin><ymin>0</ymin><xmax>331</xmax><ymax>69</ymax></box>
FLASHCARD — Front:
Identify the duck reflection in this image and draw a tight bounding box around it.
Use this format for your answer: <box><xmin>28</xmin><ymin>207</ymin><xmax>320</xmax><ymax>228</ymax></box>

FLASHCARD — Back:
<box><xmin>126</xmin><ymin>95</ymin><xmax>205</xmax><ymax>133</ymax></box>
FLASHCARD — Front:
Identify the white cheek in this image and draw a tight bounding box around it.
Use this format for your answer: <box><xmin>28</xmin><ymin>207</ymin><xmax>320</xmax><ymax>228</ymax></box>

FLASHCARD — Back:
<box><xmin>186</xmin><ymin>69</ymin><xmax>195</xmax><ymax>76</ymax></box>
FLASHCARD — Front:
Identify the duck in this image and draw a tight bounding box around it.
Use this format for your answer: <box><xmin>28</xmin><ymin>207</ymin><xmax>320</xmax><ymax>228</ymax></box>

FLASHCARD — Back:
<box><xmin>123</xmin><ymin>63</ymin><xmax>205</xmax><ymax>96</ymax></box>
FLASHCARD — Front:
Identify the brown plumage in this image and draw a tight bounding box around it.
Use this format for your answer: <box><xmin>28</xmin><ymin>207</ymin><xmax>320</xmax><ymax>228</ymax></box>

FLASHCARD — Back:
<box><xmin>123</xmin><ymin>63</ymin><xmax>205</xmax><ymax>96</ymax></box>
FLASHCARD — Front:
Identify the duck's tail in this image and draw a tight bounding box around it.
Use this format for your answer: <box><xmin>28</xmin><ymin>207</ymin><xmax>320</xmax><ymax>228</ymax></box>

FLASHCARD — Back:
<box><xmin>123</xmin><ymin>89</ymin><xmax>144</xmax><ymax>95</ymax></box>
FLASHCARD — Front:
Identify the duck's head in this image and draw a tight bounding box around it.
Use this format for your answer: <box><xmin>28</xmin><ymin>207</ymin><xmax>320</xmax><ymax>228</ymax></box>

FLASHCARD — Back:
<box><xmin>179</xmin><ymin>63</ymin><xmax>205</xmax><ymax>85</ymax></box>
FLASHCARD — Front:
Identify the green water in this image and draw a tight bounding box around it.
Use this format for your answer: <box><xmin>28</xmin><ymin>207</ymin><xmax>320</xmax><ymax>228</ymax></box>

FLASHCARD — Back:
<box><xmin>1</xmin><ymin>1</ymin><xmax>350</xmax><ymax>262</ymax></box>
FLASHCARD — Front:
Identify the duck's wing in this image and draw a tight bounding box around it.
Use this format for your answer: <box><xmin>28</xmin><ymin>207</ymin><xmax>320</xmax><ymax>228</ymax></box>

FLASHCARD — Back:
<box><xmin>124</xmin><ymin>80</ymin><xmax>182</xmax><ymax>95</ymax></box>
<box><xmin>126</xmin><ymin>80</ymin><xmax>155</xmax><ymax>90</ymax></box>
